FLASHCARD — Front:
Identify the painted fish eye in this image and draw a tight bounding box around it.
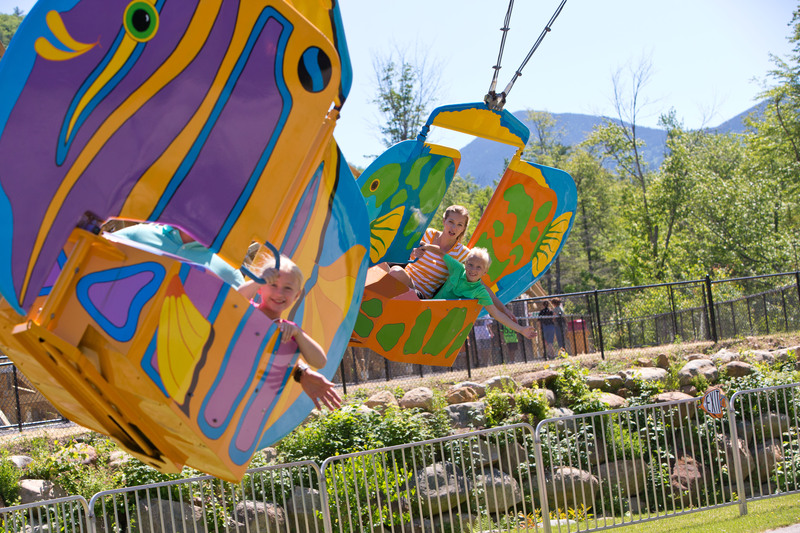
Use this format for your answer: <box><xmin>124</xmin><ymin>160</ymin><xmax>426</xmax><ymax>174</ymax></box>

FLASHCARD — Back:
<box><xmin>124</xmin><ymin>1</ymin><xmax>159</xmax><ymax>42</ymax></box>
<box><xmin>369</xmin><ymin>179</ymin><xmax>380</xmax><ymax>192</ymax></box>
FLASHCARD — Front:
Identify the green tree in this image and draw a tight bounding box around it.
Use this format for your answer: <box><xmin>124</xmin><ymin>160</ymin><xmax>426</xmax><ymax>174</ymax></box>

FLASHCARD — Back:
<box><xmin>429</xmin><ymin>174</ymin><xmax>493</xmax><ymax>242</ymax></box>
<box><xmin>372</xmin><ymin>49</ymin><xmax>440</xmax><ymax>148</ymax></box>
<box><xmin>0</xmin><ymin>9</ymin><xmax>24</xmax><ymax>48</ymax></box>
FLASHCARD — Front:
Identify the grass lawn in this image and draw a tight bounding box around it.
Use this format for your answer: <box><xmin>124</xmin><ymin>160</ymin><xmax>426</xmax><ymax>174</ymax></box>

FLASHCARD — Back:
<box><xmin>598</xmin><ymin>494</ymin><xmax>800</xmax><ymax>533</ymax></box>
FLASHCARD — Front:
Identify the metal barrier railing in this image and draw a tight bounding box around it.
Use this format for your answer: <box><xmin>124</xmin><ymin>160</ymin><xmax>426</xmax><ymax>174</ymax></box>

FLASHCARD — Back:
<box><xmin>0</xmin><ymin>495</ymin><xmax>90</xmax><ymax>533</ymax></box>
<box><xmin>319</xmin><ymin>424</ymin><xmax>540</xmax><ymax>533</ymax></box>
<box><xmin>87</xmin><ymin>461</ymin><xmax>323</xmax><ymax>533</ymax></box>
<box><xmin>534</xmin><ymin>395</ymin><xmax>739</xmax><ymax>533</ymax></box>
<box><xmin>9</xmin><ymin>383</ymin><xmax>800</xmax><ymax>533</ymax></box>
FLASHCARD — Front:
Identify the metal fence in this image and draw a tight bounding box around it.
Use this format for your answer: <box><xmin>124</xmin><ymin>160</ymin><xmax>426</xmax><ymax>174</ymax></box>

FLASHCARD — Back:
<box><xmin>10</xmin><ymin>383</ymin><xmax>800</xmax><ymax>533</ymax></box>
<box><xmin>2</xmin><ymin>271</ymin><xmax>800</xmax><ymax>437</ymax></box>
<box><xmin>336</xmin><ymin>271</ymin><xmax>800</xmax><ymax>392</ymax></box>
<box><xmin>0</xmin><ymin>496</ymin><xmax>90</xmax><ymax>533</ymax></box>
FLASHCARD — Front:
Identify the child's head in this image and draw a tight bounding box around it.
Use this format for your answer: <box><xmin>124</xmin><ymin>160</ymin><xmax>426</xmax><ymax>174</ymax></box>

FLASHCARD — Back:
<box><xmin>464</xmin><ymin>247</ymin><xmax>490</xmax><ymax>282</ymax></box>
<box><xmin>442</xmin><ymin>205</ymin><xmax>470</xmax><ymax>243</ymax></box>
<box><xmin>249</xmin><ymin>248</ymin><xmax>304</xmax><ymax>318</ymax></box>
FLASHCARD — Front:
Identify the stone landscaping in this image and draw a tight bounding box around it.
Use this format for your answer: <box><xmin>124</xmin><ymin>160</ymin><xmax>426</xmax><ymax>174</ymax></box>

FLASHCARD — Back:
<box><xmin>3</xmin><ymin>341</ymin><xmax>800</xmax><ymax>531</ymax></box>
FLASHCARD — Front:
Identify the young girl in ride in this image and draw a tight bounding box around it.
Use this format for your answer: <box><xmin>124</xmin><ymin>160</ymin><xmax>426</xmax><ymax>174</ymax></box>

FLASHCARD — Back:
<box><xmin>238</xmin><ymin>249</ymin><xmax>341</xmax><ymax>411</ymax></box>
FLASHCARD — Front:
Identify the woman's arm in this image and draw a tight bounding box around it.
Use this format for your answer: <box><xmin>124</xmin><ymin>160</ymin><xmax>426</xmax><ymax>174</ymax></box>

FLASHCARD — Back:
<box><xmin>486</xmin><ymin>304</ymin><xmax>536</xmax><ymax>338</ymax></box>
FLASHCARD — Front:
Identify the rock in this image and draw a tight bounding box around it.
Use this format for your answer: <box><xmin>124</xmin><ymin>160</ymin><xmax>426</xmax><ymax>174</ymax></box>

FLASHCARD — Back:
<box><xmin>679</xmin><ymin>385</ymin><xmax>699</xmax><ymax>396</ymax></box>
<box><xmin>754</xmin><ymin>412</ymin><xmax>792</xmax><ymax>438</ymax></box>
<box><xmin>670</xmin><ymin>456</ymin><xmax>704</xmax><ymax>505</ymax></box>
<box><xmin>8</xmin><ymin>455</ymin><xmax>33</xmax><ymax>469</ymax></box>
<box><xmin>686</xmin><ymin>353</ymin><xmax>707</xmax><ymax>361</ymax></box>
<box><xmin>286</xmin><ymin>486</ymin><xmax>324</xmax><ymax>532</ymax></box>
<box><xmin>51</xmin><ymin>443</ymin><xmax>98</xmax><ymax>466</ymax></box>
<box><xmin>483</xmin><ymin>376</ymin><xmax>519</xmax><ymax>393</ymax></box>
<box><xmin>474</xmin><ymin>469</ymin><xmax>522</xmax><ymax>512</ymax></box>
<box><xmin>597</xmin><ymin>458</ymin><xmax>649</xmax><ymax>496</ymax></box>
<box><xmin>722</xmin><ymin>361</ymin><xmax>755</xmax><ymax>377</ymax></box>
<box><xmin>634</xmin><ymin>358</ymin><xmax>652</xmax><ymax>367</ymax></box>
<box><xmin>455</xmin><ymin>381</ymin><xmax>486</xmax><ymax>398</ymax></box>
<box><xmin>754</xmin><ymin>440</ymin><xmax>784</xmax><ymax>482</ymax></box>
<box><xmin>531</xmin><ymin>388</ymin><xmax>556</xmax><ymax>406</ymax></box>
<box><xmin>711</xmin><ymin>348</ymin><xmax>740</xmax><ymax>364</ymax></box>
<box><xmin>108</xmin><ymin>450</ymin><xmax>132</xmax><ymax>470</ymax></box>
<box><xmin>259</xmin><ymin>447</ymin><xmax>278</xmax><ymax>464</ymax></box>
<box><xmin>496</xmin><ymin>440</ymin><xmax>529</xmax><ymax>476</ymax></box>
<box><xmin>546</xmin><ymin>467</ymin><xmax>600</xmax><ymax>508</ymax></box>
<box><xmin>411</xmin><ymin>462</ymin><xmax>470</xmax><ymax>516</ymax></box>
<box><xmin>399</xmin><ymin>387</ymin><xmax>435</xmax><ymax>411</ymax></box>
<box><xmin>18</xmin><ymin>479</ymin><xmax>66</xmax><ymax>505</ymax></box>
<box><xmin>597</xmin><ymin>392</ymin><xmax>627</xmax><ymax>409</ymax></box>
<box><xmin>516</xmin><ymin>369</ymin><xmax>558</xmax><ymax>389</ymax></box>
<box><xmin>773</xmin><ymin>346</ymin><xmax>800</xmax><ymax>362</ymax></box>
<box><xmin>445</xmin><ymin>402</ymin><xmax>485</xmax><ymax>429</ymax></box>
<box><xmin>235</xmin><ymin>501</ymin><xmax>286</xmax><ymax>532</ymax></box>
<box><xmin>748</xmin><ymin>350</ymin><xmax>775</xmax><ymax>363</ymax></box>
<box><xmin>476</xmin><ymin>438</ymin><xmax>500</xmax><ymax>467</ymax></box>
<box><xmin>618</xmin><ymin>367</ymin><xmax>668</xmax><ymax>389</ymax></box>
<box><xmin>657</xmin><ymin>353</ymin><xmax>670</xmax><ymax>369</ymax></box>
<box><xmin>717</xmin><ymin>435</ymin><xmax>755</xmax><ymax>480</ymax></box>
<box><xmin>678</xmin><ymin>359</ymin><xmax>718</xmax><ymax>387</ymax></box>
<box><xmin>586</xmin><ymin>374</ymin><xmax>624</xmax><ymax>392</ymax></box>
<box><xmin>446</xmin><ymin>385</ymin><xmax>479</xmax><ymax>404</ymax></box>
<box><xmin>136</xmin><ymin>497</ymin><xmax>209</xmax><ymax>533</ymax></box>
<box><xmin>364</xmin><ymin>390</ymin><xmax>399</xmax><ymax>412</ymax></box>
<box><xmin>549</xmin><ymin>407</ymin><xmax>574</xmax><ymax>419</ymax></box>
<box><xmin>653</xmin><ymin>391</ymin><xmax>696</xmax><ymax>422</ymax></box>
<box><xmin>432</xmin><ymin>513</ymin><xmax>480</xmax><ymax>533</ymax></box>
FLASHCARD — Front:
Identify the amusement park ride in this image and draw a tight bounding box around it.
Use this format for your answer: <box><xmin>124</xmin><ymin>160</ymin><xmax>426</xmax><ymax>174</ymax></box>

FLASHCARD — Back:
<box><xmin>0</xmin><ymin>0</ymin><xmax>574</xmax><ymax>481</ymax></box>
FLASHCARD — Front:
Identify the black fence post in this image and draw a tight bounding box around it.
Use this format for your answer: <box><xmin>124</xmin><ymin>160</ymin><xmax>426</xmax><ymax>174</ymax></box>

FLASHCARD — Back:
<box><xmin>795</xmin><ymin>271</ymin><xmax>800</xmax><ymax>315</ymax></box>
<box><xmin>593</xmin><ymin>289</ymin><xmax>605</xmax><ymax>360</ymax></box>
<box><xmin>668</xmin><ymin>285</ymin><xmax>678</xmax><ymax>340</ymax></box>
<box><xmin>13</xmin><ymin>366</ymin><xmax>22</xmax><ymax>432</ymax></box>
<box><xmin>705</xmin><ymin>274</ymin><xmax>718</xmax><ymax>343</ymax></box>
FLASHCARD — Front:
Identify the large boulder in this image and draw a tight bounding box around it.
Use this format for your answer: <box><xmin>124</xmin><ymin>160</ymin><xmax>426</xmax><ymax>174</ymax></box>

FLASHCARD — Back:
<box><xmin>721</xmin><ymin>361</ymin><xmax>755</xmax><ymax>378</ymax></box>
<box><xmin>474</xmin><ymin>469</ymin><xmax>522</xmax><ymax>513</ymax></box>
<box><xmin>483</xmin><ymin>376</ymin><xmax>520</xmax><ymax>393</ymax></box>
<box><xmin>596</xmin><ymin>459</ymin><xmax>649</xmax><ymax>496</ymax></box>
<box><xmin>670</xmin><ymin>456</ymin><xmax>705</xmax><ymax>505</ymax></box>
<box><xmin>399</xmin><ymin>387</ymin><xmax>435</xmax><ymax>411</ymax></box>
<box><xmin>618</xmin><ymin>368</ymin><xmax>668</xmax><ymax>389</ymax></box>
<box><xmin>545</xmin><ymin>467</ymin><xmax>600</xmax><ymax>508</ymax></box>
<box><xmin>717</xmin><ymin>434</ymin><xmax>755</xmax><ymax>480</ymax></box>
<box><xmin>653</xmin><ymin>391</ymin><xmax>697</xmax><ymax>423</ymax></box>
<box><xmin>516</xmin><ymin>370</ymin><xmax>559</xmax><ymax>389</ymax></box>
<box><xmin>364</xmin><ymin>391</ymin><xmax>399</xmax><ymax>413</ymax></box>
<box><xmin>445</xmin><ymin>402</ymin><xmax>485</xmax><ymax>429</ymax></box>
<box><xmin>51</xmin><ymin>443</ymin><xmax>98</xmax><ymax>466</ymax></box>
<box><xmin>135</xmin><ymin>497</ymin><xmax>210</xmax><ymax>533</ymax></box>
<box><xmin>286</xmin><ymin>487</ymin><xmax>324</xmax><ymax>533</ymax></box>
<box><xmin>454</xmin><ymin>381</ymin><xmax>486</xmax><ymax>398</ymax></box>
<box><xmin>446</xmin><ymin>385</ymin><xmax>479</xmax><ymax>404</ymax></box>
<box><xmin>597</xmin><ymin>392</ymin><xmax>627</xmax><ymax>410</ymax></box>
<box><xmin>411</xmin><ymin>462</ymin><xmax>470</xmax><ymax>517</ymax></box>
<box><xmin>235</xmin><ymin>501</ymin><xmax>286</xmax><ymax>532</ymax></box>
<box><xmin>586</xmin><ymin>374</ymin><xmax>624</xmax><ymax>392</ymax></box>
<box><xmin>678</xmin><ymin>359</ymin><xmax>718</xmax><ymax>387</ymax></box>
<box><xmin>8</xmin><ymin>455</ymin><xmax>33</xmax><ymax>470</ymax></box>
<box><xmin>18</xmin><ymin>480</ymin><xmax>66</xmax><ymax>505</ymax></box>
<box><xmin>753</xmin><ymin>440</ymin><xmax>784</xmax><ymax>482</ymax></box>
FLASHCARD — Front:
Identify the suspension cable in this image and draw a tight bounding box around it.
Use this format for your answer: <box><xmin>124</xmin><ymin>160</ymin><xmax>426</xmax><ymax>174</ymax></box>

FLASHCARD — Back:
<box><xmin>487</xmin><ymin>0</ymin><xmax>515</xmax><ymax>96</ymax></box>
<box><xmin>485</xmin><ymin>0</ymin><xmax>568</xmax><ymax>111</ymax></box>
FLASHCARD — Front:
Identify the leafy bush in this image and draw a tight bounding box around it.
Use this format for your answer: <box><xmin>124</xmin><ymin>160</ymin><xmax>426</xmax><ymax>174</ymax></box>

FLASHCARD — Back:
<box><xmin>0</xmin><ymin>450</ymin><xmax>21</xmax><ymax>506</ymax></box>
<box><xmin>553</xmin><ymin>359</ymin><xmax>590</xmax><ymax>406</ymax></box>
<box><xmin>517</xmin><ymin>388</ymin><xmax>551</xmax><ymax>422</ymax></box>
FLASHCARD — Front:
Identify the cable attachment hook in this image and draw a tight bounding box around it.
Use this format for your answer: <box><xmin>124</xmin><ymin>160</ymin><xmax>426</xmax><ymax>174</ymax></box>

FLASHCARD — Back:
<box><xmin>484</xmin><ymin>90</ymin><xmax>507</xmax><ymax>111</ymax></box>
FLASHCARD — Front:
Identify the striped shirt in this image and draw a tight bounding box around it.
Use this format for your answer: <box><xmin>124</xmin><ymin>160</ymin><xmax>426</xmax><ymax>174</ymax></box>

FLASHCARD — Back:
<box><xmin>406</xmin><ymin>228</ymin><xmax>470</xmax><ymax>298</ymax></box>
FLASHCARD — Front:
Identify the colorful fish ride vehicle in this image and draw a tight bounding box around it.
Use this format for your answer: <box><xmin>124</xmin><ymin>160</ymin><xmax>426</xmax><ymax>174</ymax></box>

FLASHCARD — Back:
<box><xmin>350</xmin><ymin>102</ymin><xmax>578</xmax><ymax>367</ymax></box>
<box><xmin>0</xmin><ymin>0</ymin><xmax>369</xmax><ymax>481</ymax></box>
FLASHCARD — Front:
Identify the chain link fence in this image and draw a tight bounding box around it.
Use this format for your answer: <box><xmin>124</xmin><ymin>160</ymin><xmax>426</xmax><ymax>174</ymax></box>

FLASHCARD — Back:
<box><xmin>2</xmin><ymin>272</ymin><xmax>800</xmax><ymax>434</ymax></box>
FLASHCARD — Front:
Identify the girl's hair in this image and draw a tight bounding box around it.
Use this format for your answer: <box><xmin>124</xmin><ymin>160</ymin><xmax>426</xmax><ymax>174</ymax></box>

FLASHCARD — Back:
<box><xmin>466</xmin><ymin>247</ymin><xmax>491</xmax><ymax>268</ymax></box>
<box><xmin>248</xmin><ymin>246</ymin><xmax>304</xmax><ymax>287</ymax></box>
<box><xmin>443</xmin><ymin>205</ymin><xmax>470</xmax><ymax>243</ymax></box>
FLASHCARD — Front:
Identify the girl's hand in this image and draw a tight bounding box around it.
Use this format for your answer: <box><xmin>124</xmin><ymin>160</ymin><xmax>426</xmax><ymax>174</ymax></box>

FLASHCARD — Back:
<box><xmin>276</xmin><ymin>320</ymin><xmax>300</xmax><ymax>340</ymax></box>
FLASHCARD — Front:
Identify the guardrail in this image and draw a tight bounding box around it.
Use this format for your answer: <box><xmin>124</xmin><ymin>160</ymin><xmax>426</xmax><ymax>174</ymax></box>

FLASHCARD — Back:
<box><xmin>5</xmin><ymin>387</ymin><xmax>800</xmax><ymax>532</ymax></box>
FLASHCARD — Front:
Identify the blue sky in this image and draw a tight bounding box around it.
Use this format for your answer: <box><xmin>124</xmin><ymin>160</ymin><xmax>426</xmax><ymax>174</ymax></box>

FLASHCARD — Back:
<box><xmin>2</xmin><ymin>0</ymin><xmax>795</xmax><ymax>168</ymax></box>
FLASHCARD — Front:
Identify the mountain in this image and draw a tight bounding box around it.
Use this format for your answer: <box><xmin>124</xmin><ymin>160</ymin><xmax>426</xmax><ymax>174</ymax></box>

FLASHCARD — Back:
<box><xmin>457</xmin><ymin>104</ymin><xmax>762</xmax><ymax>187</ymax></box>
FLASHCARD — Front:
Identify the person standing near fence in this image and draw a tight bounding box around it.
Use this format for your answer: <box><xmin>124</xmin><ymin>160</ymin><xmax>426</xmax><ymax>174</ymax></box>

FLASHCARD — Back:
<box><xmin>539</xmin><ymin>299</ymin><xmax>566</xmax><ymax>358</ymax></box>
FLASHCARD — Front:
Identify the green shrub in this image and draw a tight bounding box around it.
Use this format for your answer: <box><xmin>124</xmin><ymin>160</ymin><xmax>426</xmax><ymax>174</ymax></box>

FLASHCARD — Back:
<box><xmin>484</xmin><ymin>390</ymin><xmax>516</xmax><ymax>428</ymax></box>
<box><xmin>553</xmin><ymin>360</ymin><xmax>589</xmax><ymax>406</ymax></box>
<box><xmin>517</xmin><ymin>388</ymin><xmax>550</xmax><ymax>422</ymax></box>
<box><xmin>0</xmin><ymin>451</ymin><xmax>21</xmax><ymax>506</ymax></box>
